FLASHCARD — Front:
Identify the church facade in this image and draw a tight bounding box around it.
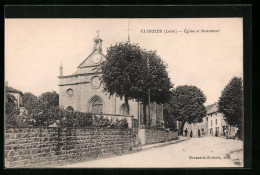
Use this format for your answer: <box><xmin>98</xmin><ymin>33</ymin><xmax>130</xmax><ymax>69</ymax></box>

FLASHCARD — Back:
<box><xmin>58</xmin><ymin>31</ymin><xmax>164</xmax><ymax>126</ymax></box>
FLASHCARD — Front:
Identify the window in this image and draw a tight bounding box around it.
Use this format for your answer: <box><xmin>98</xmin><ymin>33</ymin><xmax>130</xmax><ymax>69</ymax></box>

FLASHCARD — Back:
<box><xmin>66</xmin><ymin>88</ymin><xmax>74</xmax><ymax>97</ymax></box>
<box><xmin>66</xmin><ymin>106</ymin><xmax>74</xmax><ymax>111</ymax></box>
<box><xmin>210</xmin><ymin>128</ymin><xmax>213</xmax><ymax>135</ymax></box>
<box><xmin>211</xmin><ymin>120</ymin><xmax>213</xmax><ymax>126</ymax></box>
<box><xmin>216</xmin><ymin>119</ymin><xmax>217</xmax><ymax>125</ymax></box>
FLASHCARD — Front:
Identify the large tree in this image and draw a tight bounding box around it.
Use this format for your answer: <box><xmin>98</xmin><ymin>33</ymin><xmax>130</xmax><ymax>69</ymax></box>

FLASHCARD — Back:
<box><xmin>218</xmin><ymin>77</ymin><xmax>243</xmax><ymax>138</ymax></box>
<box><xmin>164</xmin><ymin>85</ymin><xmax>207</xmax><ymax>135</ymax></box>
<box><xmin>136</xmin><ymin>50</ymin><xmax>172</xmax><ymax>125</ymax></box>
<box><xmin>101</xmin><ymin>42</ymin><xmax>172</xmax><ymax>124</ymax></box>
<box><xmin>23</xmin><ymin>92</ymin><xmax>38</xmax><ymax>114</ymax></box>
<box><xmin>38</xmin><ymin>91</ymin><xmax>59</xmax><ymax>107</ymax></box>
<box><xmin>101</xmin><ymin>42</ymin><xmax>145</xmax><ymax>114</ymax></box>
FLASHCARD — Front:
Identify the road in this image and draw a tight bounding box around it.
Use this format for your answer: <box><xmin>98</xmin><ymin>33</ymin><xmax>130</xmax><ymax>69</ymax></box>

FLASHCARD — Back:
<box><xmin>61</xmin><ymin>136</ymin><xmax>243</xmax><ymax>168</ymax></box>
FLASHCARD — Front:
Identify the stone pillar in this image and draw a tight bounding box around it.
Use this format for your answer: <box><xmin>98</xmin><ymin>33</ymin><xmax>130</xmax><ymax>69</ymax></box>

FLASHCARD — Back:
<box><xmin>138</xmin><ymin>128</ymin><xmax>146</xmax><ymax>145</ymax></box>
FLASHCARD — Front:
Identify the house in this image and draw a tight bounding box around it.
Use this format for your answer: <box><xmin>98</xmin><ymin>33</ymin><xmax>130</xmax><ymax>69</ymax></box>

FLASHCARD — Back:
<box><xmin>182</xmin><ymin>102</ymin><xmax>238</xmax><ymax>138</ymax></box>
<box><xmin>183</xmin><ymin>117</ymin><xmax>208</xmax><ymax>138</ymax></box>
<box><xmin>206</xmin><ymin>102</ymin><xmax>238</xmax><ymax>137</ymax></box>
<box><xmin>5</xmin><ymin>82</ymin><xmax>24</xmax><ymax>108</ymax></box>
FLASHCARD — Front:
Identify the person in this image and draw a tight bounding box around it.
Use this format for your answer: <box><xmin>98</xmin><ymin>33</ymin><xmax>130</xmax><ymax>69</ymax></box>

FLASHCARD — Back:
<box><xmin>215</xmin><ymin>130</ymin><xmax>218</xmax><ymax>137</ymax></box>
<box><xmin>198</xmin><ymin>129</ymin><xmax>201</xmax><ymax>137</ymax></box>
<box><xmin>224</xmin><ymin>129</ymin><xmax>229</xmax><ymax>139</ymax></box>
<box><xmin>185</xmin><ymin>128</ymin><xmax>188</xmax><ymax>137</ymax></box>
<box><xmin>190</xmin><ymin>130</ymin><xmax>193</xmax><ymax>138</ymax></box>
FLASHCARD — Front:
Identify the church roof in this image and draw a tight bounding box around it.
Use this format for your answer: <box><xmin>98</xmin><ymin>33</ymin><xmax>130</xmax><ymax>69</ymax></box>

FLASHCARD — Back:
<box><xmin>77</xmin><ymin>49</ymin><xmax>106</xmax><ymax>68</ymax></box>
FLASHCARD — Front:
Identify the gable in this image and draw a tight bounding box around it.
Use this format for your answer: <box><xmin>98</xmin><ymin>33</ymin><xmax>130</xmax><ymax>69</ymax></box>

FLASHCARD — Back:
<box><xmin>78</xmin><ymin>50</ymin><xmax>106</xmax><ymax>68</ymax></box>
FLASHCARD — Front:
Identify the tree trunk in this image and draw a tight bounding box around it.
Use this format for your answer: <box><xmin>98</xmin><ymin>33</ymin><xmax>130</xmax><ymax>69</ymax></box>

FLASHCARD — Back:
<box><xmin>180</xmin><ymin>121</ymin><xmax>186</xmax><ymax>136</ymax></box>
<box><xmin>124</xmin><ymin>95</ymin><xmax>129</xmax><ymax>115</ymax></box>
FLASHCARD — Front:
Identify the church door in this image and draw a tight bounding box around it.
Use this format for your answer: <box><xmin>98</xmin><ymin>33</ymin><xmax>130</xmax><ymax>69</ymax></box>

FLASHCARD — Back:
<box><xmin>92</xmin><ymin>99</ymin><xmax>103</xmax><ymax>114</ymax></box>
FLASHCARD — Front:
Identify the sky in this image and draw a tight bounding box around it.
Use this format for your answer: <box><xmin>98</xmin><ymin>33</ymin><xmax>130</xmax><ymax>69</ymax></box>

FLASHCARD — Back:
<box><xmin>5</xmin><ymin>18</ymin><xmax>243</xmax><ymax>106</ymax></box>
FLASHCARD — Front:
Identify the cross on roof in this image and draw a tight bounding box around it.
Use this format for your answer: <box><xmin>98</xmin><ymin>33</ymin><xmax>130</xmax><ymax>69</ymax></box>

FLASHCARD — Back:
<box><xmin>96</xmin><ymin>29</ymin><xmax>100</xmax><ymax>36</ymax></box>
<box><xmin>127</xmin><ymin>23</ymin><xmax>132</xmax><ymax>42</ymax></box>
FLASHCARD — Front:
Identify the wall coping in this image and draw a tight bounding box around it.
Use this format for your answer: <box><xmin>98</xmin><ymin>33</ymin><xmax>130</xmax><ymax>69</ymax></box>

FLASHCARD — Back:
<box><xmin>94</xmin><ymin>113</ymin><xmax>133</xmax><ymax>118</ymax></box>
<box><xmin>5</xmin><ymin>126</ymin><xmax>133</xmax><ymax>131</ymax></box>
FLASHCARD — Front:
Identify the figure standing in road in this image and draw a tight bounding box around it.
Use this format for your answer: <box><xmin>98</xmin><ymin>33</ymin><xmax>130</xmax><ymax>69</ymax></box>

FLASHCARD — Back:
<box><xmin>190</xmin><ymin>130</ymin><xmax>193</xmax><ymax>138</ymax></box>
<box><xmin>185</xmin><ymin>128</ymin><xmax>188</xmax><ymax>137</ymax></box>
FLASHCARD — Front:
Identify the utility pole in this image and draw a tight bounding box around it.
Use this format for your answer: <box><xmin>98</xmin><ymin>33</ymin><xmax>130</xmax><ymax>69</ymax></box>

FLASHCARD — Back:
<box><xmin>147</xmin><ymin>57</ymin><xmax>151</xmax><ymax>127</ymax></box>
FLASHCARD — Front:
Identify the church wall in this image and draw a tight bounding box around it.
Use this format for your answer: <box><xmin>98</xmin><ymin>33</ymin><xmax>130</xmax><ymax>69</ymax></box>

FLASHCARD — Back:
<box><xmin>59</xmin><ymin>76</ymin><xmax>139</xmax><ymax>118</ymax></box>
<box><xmin>78</xmin><ymin>82</ymin><xmax>138</xmax><ymax>118</ymax></box>
<box><xmin>77</xmin><ymin>67</ymin><xmax>99</xmax><ymax>74</ymax></box>
<box><xmin>128</xmin><ymin>100</ymin><xmax>138</xmax><ymax>119</ymax></box>
<box><xmin>115</xmin><ymin>98</ymin><xmax>138</xmax><ymax>119</ymax></box>
<box><xmin>59</xmin><ymin>84</ymin><xmax>80</xmax><ymax>111</ymax></box>
<box><xmin>59</xmin><ymin>76</ymin><xmax>78</xmax><ymax>85</ymax></box>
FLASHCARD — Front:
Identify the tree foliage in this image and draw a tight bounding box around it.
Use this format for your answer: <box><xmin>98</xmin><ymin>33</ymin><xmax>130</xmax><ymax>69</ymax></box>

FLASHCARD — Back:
<box><xmin>101</xmin><ymin>42</ymin><xmax>172</xmax><ymax>120</ymax></box>
<box><xmin>164</xmin><ymin>85</ymin><xmax>207</xmax><ymax>133</ymax></box>
<box><xmin>38</xmin><ymin>91</ymin><xmax>59</xmax><ymax>107</ymax></box>
<box><xmin>218</xmin><ymin>77</ymin><xmax>243</xmax><ymax>129</ymax></box>
<box><xmin>23</xmin><ymin>92</ymin><xmax>38</xmax><ymax>114</ymax></box>
<box><xmin>136</xmin><ymin>50</ymin><xmax>172</xmax><ymax>104</ymax></box>
<box><xmin>5</xmin><ymin>91</ymin><xmax>18</xmax><ymax>116</ymax></box>
<box><xmin>5</xmin><ymin>89</ymin><xmax>129</xmax><ymax>128</ymax></box>
<box><xmin>5</xmin><ymin>89</ymin><xmax>23</xmax><ymax>127</ymax></box>
<box><xmin>5</xmin><ymin>103</ymin><xmax>129</xmax><ymax>129</ymax></box>
<box><xmin>101</xmin><ymin>42</ymin><xmax>146</xmax><ymax>111</ymax></box>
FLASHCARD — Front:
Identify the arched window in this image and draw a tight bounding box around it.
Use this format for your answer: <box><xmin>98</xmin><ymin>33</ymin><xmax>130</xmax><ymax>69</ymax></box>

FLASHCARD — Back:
<box><xmin>88</xmin><ymin>96</ymin><xmax>103</xmax><ymax>114</ymax></box>
<box><xmin>120</xmin><ymin>103</ymin><xmax>129</xmax><ymax>115</ymax></box>
<box><xmin>66</xmin><ymin>106</ymin><xmax>74</xmax><ymax>111</ymax></box>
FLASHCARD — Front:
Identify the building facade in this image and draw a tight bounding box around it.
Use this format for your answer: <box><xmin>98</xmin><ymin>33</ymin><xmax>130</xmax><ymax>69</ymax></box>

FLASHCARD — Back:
<box><xmin>58</xmin><ymin>31</ymin><xmax>164</xmax><ymax>126</ymax></box>
<box><xmin>58</xmin><ymin>31</ymin><xmax>139</xmax><ymax>118</ymax></box>
<box><xmin>183</xmin><ymin>117</ymin><xmax>208</xmax><ymax>138</ymax></box>
<box><xmin>206</xmin><ymin>103</ymin><xmax>238</xmax><ymax>137</ymax></box>
<box><xmin>183</xmin><ymin>102</ymin><xmax>239</xmax><ymax>138</ymax></box>
<box><xmin>6</xmin><ymin>82</ymin><xmax>24</xmax><ymax>108</ymax></box>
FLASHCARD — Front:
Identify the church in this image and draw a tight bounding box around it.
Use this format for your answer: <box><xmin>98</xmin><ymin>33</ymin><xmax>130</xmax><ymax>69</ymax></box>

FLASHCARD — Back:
<box><xmin>58</xmin><ymin>31</ymin><xmax>164</xmax><ymax>127</ymax></box>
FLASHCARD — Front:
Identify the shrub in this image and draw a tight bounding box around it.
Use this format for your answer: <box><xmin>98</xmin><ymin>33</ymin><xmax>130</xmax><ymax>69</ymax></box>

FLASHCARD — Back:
<box><xmin>5</xmin><ymin>104</ymin><xmax>129</xmax><ymax>129</ymax></box>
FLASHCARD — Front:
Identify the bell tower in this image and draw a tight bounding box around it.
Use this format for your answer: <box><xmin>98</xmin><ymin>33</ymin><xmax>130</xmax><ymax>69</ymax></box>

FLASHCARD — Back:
<box><xmin>93</xmin><ymin>30</ymin><xmax>103</xmax><ymax>53</ymax></box>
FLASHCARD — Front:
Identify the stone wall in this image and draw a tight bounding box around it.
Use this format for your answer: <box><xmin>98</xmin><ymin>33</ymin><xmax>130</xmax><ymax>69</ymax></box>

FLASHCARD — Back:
<box><xmin>5</xmin><ymin>127</ymin><xmax>136</xmax><ymax>168</ymax></box>
<box><xmin>168</xmin><ymin>130</ymin><xmax>178</xmax><ymax>140</ymax></box>
<box><xmin>145</xmin><ymin>128</ymin><xmax>168</xmax><ymax>144</ymax></box>
<box><xmin>139</xmin><ymin>128</ymin><xmax>178</xmax><ymax>145</ymax></box>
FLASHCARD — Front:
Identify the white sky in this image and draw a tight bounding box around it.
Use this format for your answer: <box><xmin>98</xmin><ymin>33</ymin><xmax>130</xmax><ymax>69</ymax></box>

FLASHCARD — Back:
<box><xmin>5</xmin><ymin>18</ymin><xmax>243</xmax><ymax>105</ymax></box>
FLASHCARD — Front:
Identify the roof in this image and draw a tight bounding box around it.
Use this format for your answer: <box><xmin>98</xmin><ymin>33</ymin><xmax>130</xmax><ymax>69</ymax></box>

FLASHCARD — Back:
<box><xmin>6</xmin><ymin>86</ymin><xmax>23</xmax><ymax>95</ymax></box>
<box><xmin>205</xmin><ymin>103</ymin><xmax>215</xmax><ymax>111</ymax></box>
<box><xmin>206</xmin><ymin>102</ymin><xmax>218</xmax><ymax>114</ymax></box>
<box><xmin>77</xmin><ymin>49</ymin><xmax>106</xmax><ymax>68</ymax></box>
